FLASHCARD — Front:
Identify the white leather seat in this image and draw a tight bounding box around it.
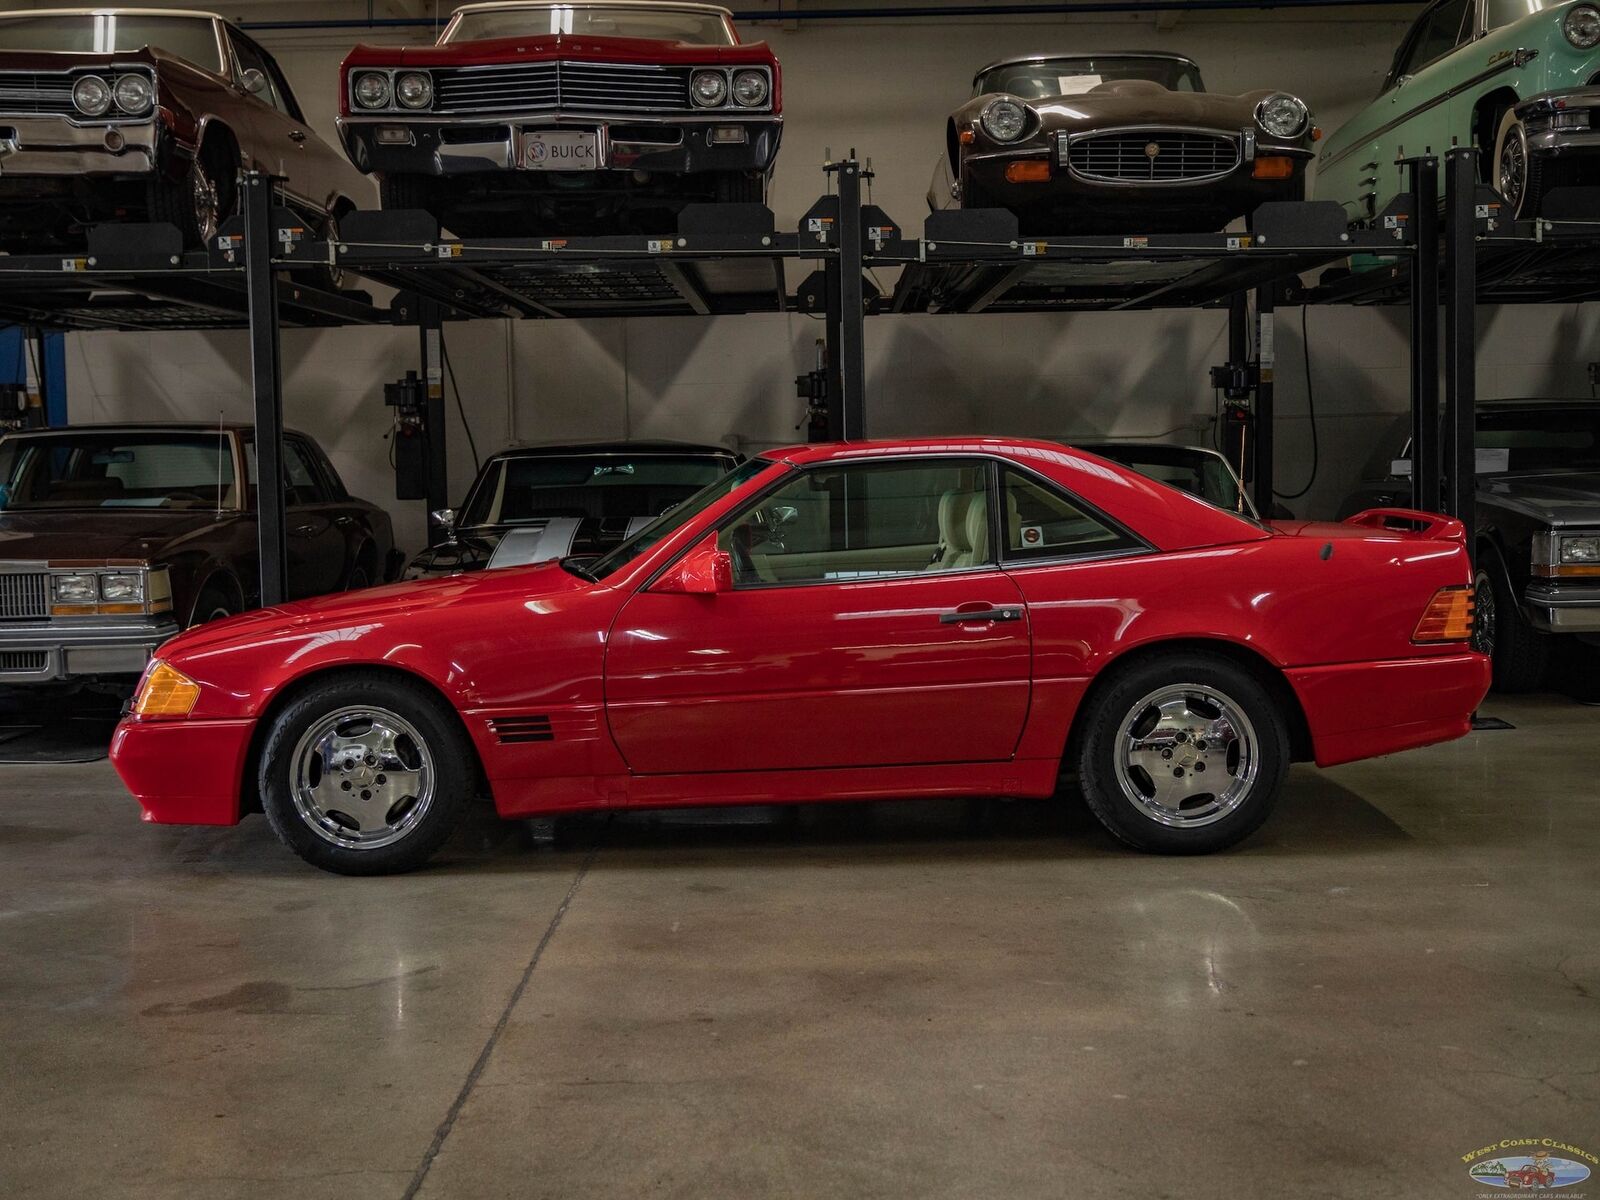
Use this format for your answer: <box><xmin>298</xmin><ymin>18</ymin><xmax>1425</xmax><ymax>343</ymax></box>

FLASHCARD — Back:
<box><xmin>926</xmin><ymin>489</ymin><xmax>972</xmax><ymax>571</ymax></box>
<box><xmin>954</xmin><ymin>490</ymin><xmax>988</xmax><ymax>569</ymax></box>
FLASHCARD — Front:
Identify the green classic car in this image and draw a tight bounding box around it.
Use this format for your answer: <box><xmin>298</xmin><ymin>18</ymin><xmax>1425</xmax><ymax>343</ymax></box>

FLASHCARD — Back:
<box><xmin>1316</xmin><ymin>0</ymin><xmax>1600</xmax><ymax>221</ymax></box>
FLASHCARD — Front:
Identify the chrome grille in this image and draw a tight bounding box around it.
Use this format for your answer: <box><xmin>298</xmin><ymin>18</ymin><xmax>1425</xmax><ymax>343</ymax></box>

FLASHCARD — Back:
<box><xmin>0</xmin><ymin>572</ymin><xmax>48</xmax><ymax>620</ymax></box>
<box><xmin>1064</xmin><ymin>130</ymin><xmax>1240</xmax><ymax>184</ymax></box>
<box><xmin>431</xmin><ymin>61</ymin><xmax>691</xmax><ymax>116</ymax></box>
<box><xmin>0</xmin><ymin>72</ymin><xmax>77</xmax><ymax>117</ymax></box>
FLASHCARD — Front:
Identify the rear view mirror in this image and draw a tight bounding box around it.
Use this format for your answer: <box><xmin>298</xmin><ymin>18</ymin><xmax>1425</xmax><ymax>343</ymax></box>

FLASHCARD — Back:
<box><xmin>1391</xmin><ymin>459</ymin><xmax>1413</xmax><ymax>478</ymax></box>
<box><xmin>651</xmin><ymin>532</ymin><xmax>731</xmax><ymax>594</ymax></box>
<box><xmin>241</xmin><ymin>68</ymin><xmax>268</xmax><ymax>96</ymax></box>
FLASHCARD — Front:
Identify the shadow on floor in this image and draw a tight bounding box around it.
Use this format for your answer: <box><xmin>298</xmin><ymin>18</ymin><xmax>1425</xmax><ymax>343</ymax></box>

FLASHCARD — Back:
<box><xmin>0</xmin><ymin>685</ymin><xmax>124</xmax><ymax>764</ymax></box>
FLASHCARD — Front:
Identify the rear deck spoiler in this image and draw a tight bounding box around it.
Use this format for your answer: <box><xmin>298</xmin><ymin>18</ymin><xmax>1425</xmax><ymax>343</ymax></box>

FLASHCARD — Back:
<box><xmin>1343</xmin><ymin>507</ymin><xmax>1467</xmax><ymax>543</ymax></box>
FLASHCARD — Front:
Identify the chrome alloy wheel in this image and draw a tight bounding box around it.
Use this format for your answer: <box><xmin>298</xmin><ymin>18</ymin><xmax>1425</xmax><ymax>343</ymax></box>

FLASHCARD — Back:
<box><xmin>1499</xmin><ymin>127</ymin><xmax>1527</xmax><ymax>214</ymax></box>
<box><xmin>1473</xmin><ymin>568</ymin><xmax>1497</xmax><ymax>658</ymax></box>
<box><xmin>289</xmin><ymin>706</ymin><xmax>435</xmax><ymax>850</ymax></box>
<box><xmin>192</xmin><ymin>158</ymin><xmax>220</xmax><ymax>245</ymax></box>
<box><xmin>1112</xmin><ymin>684</ymin><xmax>1260</xmax><ymax>828</ymax></box>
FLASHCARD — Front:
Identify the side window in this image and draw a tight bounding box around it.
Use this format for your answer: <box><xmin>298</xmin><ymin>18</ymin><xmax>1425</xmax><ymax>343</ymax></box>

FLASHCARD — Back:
<box><xmin>1393</xmin><ymin>0</ymin><xmax>1472</xmax><ymax>82</ymax></box>
<box><xmin>719</xmin><ymin>459</ymin><xmax>993</xmax><ymax>586</ymax></box>
<box><xmin>284</xmin><ymin>441</ymin><xmax>327</xmax><ymax>505</ymax></box>
<box><xmin>1000</xmin><ymin>467</ymin><xmax>1143</xmax><ymax>563</ymax></box>
<box><xmin>255</xmin><ymin>43</ymin><xmax>305</xmax><ymax>121</ymax></box>
<box><xmin>229</xmin><ymin>34</ymin><xmax>287</xmax><ymax>113</ymax></box>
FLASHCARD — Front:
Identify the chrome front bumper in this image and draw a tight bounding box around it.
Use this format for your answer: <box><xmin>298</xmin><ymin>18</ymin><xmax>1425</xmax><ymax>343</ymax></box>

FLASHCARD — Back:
<box><xmin>0</xmin><ymin>115</ymin><xmax>158</xmax><ymax>176</ymax></box>
<box><xmin>1524</xmin><ymin>582</ymin><xmax>1600</xmax><ymax>632</ymax></box>
<box><xmin>1516</xmin><ymin>88</ymin><xmax>1600</xmax><ymax>156</ymax></box>
<box><xmin>0</xmin><ymin>615</ymin><xmax>179</xmax><ymax>682</ymax></box>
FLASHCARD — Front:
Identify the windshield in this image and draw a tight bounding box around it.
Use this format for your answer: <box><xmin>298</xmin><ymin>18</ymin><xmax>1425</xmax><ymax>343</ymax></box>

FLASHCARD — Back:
<box><xmin>976</xmin><ymin>55</ymin><xmax>1202</xmax><ymax>100</ymax></box>
<box><xmin>0</xmin><ymin>14</ymin><xmax>222</xmax><ymax>71</ymax></box>
<box><xmin>461</xmin><ymin>452</ymin><xmax>737</xmax><ymax>527</ymax></box>
<box><xmin>0</xmin><ymin>432</ymin><xmax>237</xmax><ymax>512</ymax></box>
<box><xmin>445</xmin><ymin>5</ymin><xmax>735</xmax><ymax>44</ymax></box>
<box><xmin>584</xmin><ymin>457</ymin><xmax>772</xmax><ymax>580</ymax></box>
<box><xmin>1484</xmin><ymin>0</ymin><xmax>1562</xmax><ymax>30</ymax></box>
<box><xmin>1475</xmin><ymin>407</ymin><xmax>1600</xmax><ymax>472</ymax></box>
<box><xmin>1089</xmin><ymin>444</ymin><xmax>1259</xmax><ymax>519</ymax></box>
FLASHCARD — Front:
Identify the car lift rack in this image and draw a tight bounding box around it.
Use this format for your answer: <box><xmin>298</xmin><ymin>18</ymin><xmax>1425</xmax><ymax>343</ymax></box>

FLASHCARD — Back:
<box><xmin>0</xmin><ymin>151</ymin><xmax>1591</xmax><ymax>603</ymax></box>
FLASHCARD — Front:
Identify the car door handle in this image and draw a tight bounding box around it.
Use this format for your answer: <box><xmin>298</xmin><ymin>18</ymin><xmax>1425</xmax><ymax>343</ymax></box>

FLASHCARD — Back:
<box><xmin>939</xmin><ymin>607</ymin><xmax>1023</xmax><ymax>624</ymax></box>
<box><xmin>291</xmin><ymin>522</ymin><xmax>318</xmax><ymax>535</ymax></box>
<box><xmin>288</xmin><ymin>130</ymin><xmax>307</xmax><ymax>143</ymax></box>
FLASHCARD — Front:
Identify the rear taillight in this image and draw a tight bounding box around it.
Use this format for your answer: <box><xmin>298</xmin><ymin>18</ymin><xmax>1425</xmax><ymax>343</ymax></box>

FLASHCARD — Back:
<box><xmin>1414</xmin><ymin>585</ymin><xmax>1475</xmax><ymax>643</ymax></box>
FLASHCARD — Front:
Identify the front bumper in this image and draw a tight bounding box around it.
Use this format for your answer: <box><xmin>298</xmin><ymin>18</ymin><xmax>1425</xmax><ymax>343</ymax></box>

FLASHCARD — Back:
<box><xmin>0</xmin><ymin>115</ymin><xmax>158</xmax><ymax>176</ymax></box>
<box><xmin>1523</xmin><ymin>581</ymin><xmax>1600</xmax><ymax>632</ymax></box>
<box><xmin>340</xmin><ymin>114</ymin><xmax>780</xmax><ymax>177</ymax></box>
<box><xmin>1288</xmin><ymin>651</ymin><xmax>1490</xmax><ymax>768</ymax></box>
<box><xmin>110</xmin><ymin>715</ymin><xmax>254</xmax><ymax>826</ymax></box>
<box><xmin>1515</xmin><ymin>88</ymin><xmax>1600</xmax><ymax>156</ymax></box>
<box><xmin>0</xmin><ymin>614</ymin><xmax>179</xmax><ymax>682</ymax></box>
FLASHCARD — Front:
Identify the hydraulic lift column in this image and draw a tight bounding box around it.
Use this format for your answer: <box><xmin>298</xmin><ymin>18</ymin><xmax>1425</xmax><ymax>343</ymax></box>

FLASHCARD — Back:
<box><xmin>243</xmin><ymin>171</ymin><xmax>288</xmax><ymax>608</ymax></box>
<box><xmin>1443</xmin><ymin>147</ymin><xmax>1477</xmax><ymax>560</ymax></box>
<box><xmin>416</xmin><ymin>298</ymin><xmax>451</xmax><ymax>545</ymax></box>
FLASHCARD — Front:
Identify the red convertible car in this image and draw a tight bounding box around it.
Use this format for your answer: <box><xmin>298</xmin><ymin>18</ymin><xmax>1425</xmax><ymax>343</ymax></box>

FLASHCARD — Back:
<box><xmin>111</xmin><ymin>438</ymin><xmax>1489</xmax><ymax>875</ymax></box>
<box><xmin>337</xmin><ymin>0</ymin><xmax>782</xmax><ymax>236</ymax></box>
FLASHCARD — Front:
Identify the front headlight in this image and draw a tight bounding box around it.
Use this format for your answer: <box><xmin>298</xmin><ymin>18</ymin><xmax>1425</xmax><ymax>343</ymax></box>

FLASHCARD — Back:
<box><xmin>52</xmin><ymin>573</ymin><xmax>98</xmax><ymax>605</ymax></box>
<box><xmin>396</xmin><ymin>71</ymin><xmax>432</xmax><ymax>110</ymax></box>
<box><xmin>72</xmin><ymin>75</ymin><xmax>112</xmax><ymax>118</ymax></box>
<box><xmin>732</xmin><ymin>69</ymin><xmax>769</xmax><ymax>108</ymax></box>
<box><xmin>1565</xmin><ymin>3</ymin><xmax>1600</xmax><ymax>48</ymax></box>
<box><xmin>980</xmin><ymin>98</ymin><xmax>1030</xmax><ymax>143</ymax></box>
<box><xmin>1257</xmin><ymin>93</ymin><xmax>1310</xmax><ymax>139</ymax></box>
<box><xmin>132</xmin><ymin>660</ymin><xmax>201</xmax><ymax>719</ymax></box>
<box><xmin>354</xmin><ymin>71</ymin><xmax>392</xmax><ymax>110</ymax></box>
<box><xmin>691</xmin><ymin>69</ymin><xmax>728</xmax><ymax>108</ymax></box>
<box><xmin>113</xmin><ymin>73</ymin><xmax>153</xmax><ymax>114</ymax></box>
<box><xmin>1560</xmin><ymin>534</ymin><xmax>1600</xmax><ymax>564</ymax></box>
<box><xmin>99</xmin><ymin>572</ymin><xmax>145</xmax><ymax>604</ymax></box>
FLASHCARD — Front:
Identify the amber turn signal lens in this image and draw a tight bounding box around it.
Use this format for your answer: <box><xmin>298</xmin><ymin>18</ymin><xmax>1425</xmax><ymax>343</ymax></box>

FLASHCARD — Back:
<box><xmin>132</xmin><ymin>661</ymin><xmax>202</xmax><ymax>718</ymax></box>
<box><xmin>1414</xmin><ymin>586</ymin><xmax>1475</xmax><ymax>643</ymax></box>
<box><xmin>958</xmin><ymin>129</ymin><xmax>975</xmax><ymax>145</ymax></box>
<box><xmin>1003</xmin><ymin>159</ymin><xmax>1051</xmax><ymax>183</ymax></box>
<box><xmin>1252</xmin><ymin>156</ymin><xmax>1295</xmax><ymax>180</ymax></box>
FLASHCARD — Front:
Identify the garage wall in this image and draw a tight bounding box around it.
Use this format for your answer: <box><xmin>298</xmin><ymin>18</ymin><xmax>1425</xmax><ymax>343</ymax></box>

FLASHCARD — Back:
<box><xmin>61</xmin><ymin>5</ymin><xmax>1600</xmax><ymax>557</ymax></box>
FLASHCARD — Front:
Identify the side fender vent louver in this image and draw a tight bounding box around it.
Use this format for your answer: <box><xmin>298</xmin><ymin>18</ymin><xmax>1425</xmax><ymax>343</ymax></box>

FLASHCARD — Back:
<box><xmin>489</xmin><ymin>715</ymin><xmax>555</xmax><ymax>744</ymax></box>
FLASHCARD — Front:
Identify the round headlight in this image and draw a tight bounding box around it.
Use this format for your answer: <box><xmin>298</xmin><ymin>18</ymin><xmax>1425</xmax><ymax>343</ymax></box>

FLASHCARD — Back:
<box><xmin>72</xmin><ymin>74</ymin><xmax>112</xmax><ymax>118</ymax></box>
<box><xmin>354</xmin><ymin>71</ymin><xmax>392</xmax><ymax>110</ymax></box>
<box><xmin>1565</xmin><ymin>3</ymin><xmax>1600</xmax><ymax>47</ymax></box>
<box><xmin>691</xmin><ymin>69</ymin><xmax>727</xmax><ymax>108</ymax></box>
<box><xmin>1256</xmin><ymin>93</ymin><xmax>1310</xmax><ymax>139</ymax></box>
<box><xmin>731</xmin><ymin>69</ymin><xmax>768</xmax><ymax>108</ymax></box>
<box><xmin>980</xmin><ymin>98</ymin><xmax>1029</xmax><ymax>143</ymax></box>
<box><xmin>395</xmin><ymin>71</ymin><xmax>432</xmax><ymax>110</ymax></box>
<box><xmin>113</xmin><ymin>73</ymin><xmax>153</xmax><ymax>114</ymax></box>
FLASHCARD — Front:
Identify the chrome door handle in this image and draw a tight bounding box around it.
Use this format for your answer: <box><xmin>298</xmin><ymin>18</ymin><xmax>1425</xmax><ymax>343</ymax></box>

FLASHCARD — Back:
<box><xmin>288</xmin><ymin>130</ymin><xmax>307</xmax><ymax>143</ymax></box>
<box><xmin>939</xmin><ymin>607</ymin><xmax>1022</xmax><ymax>624</ymax></box>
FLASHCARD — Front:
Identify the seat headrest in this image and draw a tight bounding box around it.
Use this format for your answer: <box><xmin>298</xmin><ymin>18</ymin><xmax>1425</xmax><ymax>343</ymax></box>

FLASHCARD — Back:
<box><xmin>965</xmin><ymin>490</ymin><xmax>989</xmax><ymax>561</ymax></box>
<box><xmin>938</xmin><ymin>489</ymin><xmax>972</xmax><ymax>552</ymax></box>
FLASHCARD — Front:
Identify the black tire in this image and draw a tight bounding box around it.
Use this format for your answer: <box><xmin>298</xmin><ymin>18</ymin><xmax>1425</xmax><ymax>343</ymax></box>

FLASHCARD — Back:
<box><xmin>1493</xmin><ymin>109</ymin><xmax>1546</xmax><ymax>220</ymax></box>
<box><xmin>1076</xmin><ymin>652</ymin><xmax>1289</xmax><ymax>854</ymax></box>
<box><xmin>713</xmin><ymin>170</ymin><xmax>765</xmax><ymax>205</ymax></box>
<box><xmin>259</xmin><ymin>672</ymin><xmax>472</xmax><ymax>875</ymax></box>
<box><xmin>150</xmin><ymin>136</ymin><xmax>236</xmax><ymax>249</ymax></box>
<box><xmin>1478</xmin><ymin>557</ymin><xmax>1550</xmax><ymax>693</ymax></box>
<box><xmin>188</xmin><ymin>582</ymin><xmax>236</xmax><ymax>627</ymax></box>
<box><xmin>345</xmin><ymin>552</ymin><xmax>373</xmax><ymax>591</ymax></box>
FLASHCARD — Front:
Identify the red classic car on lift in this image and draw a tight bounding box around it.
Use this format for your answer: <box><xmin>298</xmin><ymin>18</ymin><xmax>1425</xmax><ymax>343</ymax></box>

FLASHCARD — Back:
<box><xmin>110</xmin><ymin>438</ymin><xmax>1489</xmax><ymax>875</ymax></box>
<box><xmin>336</xmin><ymin>0</ymin><xmax>782</xmax><ymax>236</ymax></box>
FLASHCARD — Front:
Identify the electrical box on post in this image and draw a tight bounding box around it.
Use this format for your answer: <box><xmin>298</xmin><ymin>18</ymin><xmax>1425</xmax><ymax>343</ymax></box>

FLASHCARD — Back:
<box><xmin>385</xmin><ymin>371</ymin><xmax>428</xmax><ymax>500</ymax></box>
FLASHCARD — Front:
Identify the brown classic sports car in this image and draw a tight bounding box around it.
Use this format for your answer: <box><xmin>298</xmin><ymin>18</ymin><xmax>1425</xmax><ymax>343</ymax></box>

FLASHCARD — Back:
<box><xmin>337</xmin><ymin>0</ymin><xmax>783</xmax><ymax>237</ymax></box>
<box><xmin>0</xmin><ymin>8</ymin><xmax>373</xmax><ymax>250</ymax></box>
<box><xmin>0</xmin><ymin>424</ymin><xmax>401</xmax><ymax>685</ymax></box>
<box><xmin>931</xmin><ymin>52</ymin><xmax>1318</xmax><ymax>234</ymax></box>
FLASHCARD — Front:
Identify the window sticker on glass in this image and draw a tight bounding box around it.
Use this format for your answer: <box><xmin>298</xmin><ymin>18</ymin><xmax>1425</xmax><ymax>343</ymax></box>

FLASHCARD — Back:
<box><xmin>1057</xmin><ymin>74</ymin><xmax>1103</xmax><ymax>94</ymax></box>
<box><xmin>1475</xmin><ymin>447</ymin><xmax>1511</xmax><ymax>474</ymax></box>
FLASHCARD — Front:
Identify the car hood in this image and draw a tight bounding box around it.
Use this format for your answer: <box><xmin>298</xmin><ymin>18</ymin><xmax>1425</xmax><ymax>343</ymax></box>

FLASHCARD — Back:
<box><xmin>161</xmin><ymin>558</ymin><xmax>591</xmax><ymax>661</ymax></box>
<box><xmin>1479</xmin><ymin>472</ymin><xmax>1600</xmax><ymax>527</ymax></box>
<box><xmin>0</xmin><ymin>509</ymin><xmax>240</xmax><ymax>565</ymax></box>
<box><xmin>967</xmin><ymin>81</ymin><xmax>1285</xmax><ymax>134</ymax></box>
<box><xmin>348</xmin><ymin>34</ymin><xmax>775</xmax><ymax>69</ymax></box>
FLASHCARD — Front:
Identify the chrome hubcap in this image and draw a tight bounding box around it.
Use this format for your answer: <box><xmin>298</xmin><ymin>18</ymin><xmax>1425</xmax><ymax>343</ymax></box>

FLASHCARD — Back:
<box><xmin>1500</xmin><ymin>131</ymin><xmax>1526</xmax><ymax>212</ymax></box>
<box><xmin>290</xmin><ymin>706</ymin><xmax>434</xmax><ymax>850</ymax></box>
<box><xmin>1113</xmin><ymin>684</ymin><xmax>1259</xmax><ymax>827</ymax></box>
<box><xmin>192</xmin><ymin>160</ymin><xmax>218</xmax><ymax>245</ymax></box>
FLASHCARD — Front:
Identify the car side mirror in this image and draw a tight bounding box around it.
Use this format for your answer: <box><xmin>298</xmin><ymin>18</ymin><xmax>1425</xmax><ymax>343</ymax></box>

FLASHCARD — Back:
<box><xmin>430</xmin><ymin>507</ymin><xmax>456</xmax><ymax>535</ymax></box>
<box><xmin>1391</xmin><ymin>459</ymin><xmax>1413</xmax><ymax>478</ymax></box>
<box><xmin>651</xmin><ymin>533</ymin><xmax>731</xmax><ymax>595</ymax></box>
<box><xmin>241</xmin><ymin>68</ymin><xmax>268</xmax><ymax>96</ymax></box>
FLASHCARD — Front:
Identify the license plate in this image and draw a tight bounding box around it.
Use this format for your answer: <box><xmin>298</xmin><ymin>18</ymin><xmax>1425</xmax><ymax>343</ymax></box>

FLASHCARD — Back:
<box><xmin>522</xmin><ymin>130</ymin><xmax>598</xmax><ymax>171</ymax></box>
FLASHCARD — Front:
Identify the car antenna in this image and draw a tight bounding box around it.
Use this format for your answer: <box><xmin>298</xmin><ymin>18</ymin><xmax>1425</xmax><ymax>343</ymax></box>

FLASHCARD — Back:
<box><xmin>216</xmin><ymin>412</ymin><xmax>226</xmax><ymax>519</ymax></box>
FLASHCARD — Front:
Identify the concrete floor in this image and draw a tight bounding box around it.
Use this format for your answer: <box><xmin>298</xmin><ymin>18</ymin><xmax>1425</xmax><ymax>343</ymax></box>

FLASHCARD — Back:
<box><xmin>0</xmin><ymin>695</ymin><xmax>1596</xmax><ymax>1199</ymax></box>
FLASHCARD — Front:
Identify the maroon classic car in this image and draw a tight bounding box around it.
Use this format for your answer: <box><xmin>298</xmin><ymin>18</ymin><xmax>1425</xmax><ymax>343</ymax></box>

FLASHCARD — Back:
<box><xmin>337</xmin><ymin>1</ymin><xmax>782</xmax><ymax>236</ymax></box>
<box><xmin>0</xmin><ymin>8</ymin><xmax>373</xmax><ymax>250</ymax></box>
<box><xmin>931</xmin><ymin>52</ymin><xmax>1318</xmax><ymax>234</ymax></box>
<box><xmin>0</xmin><ymin>424</ymin><xmax>400</xmax><ymax>686</ymax></box>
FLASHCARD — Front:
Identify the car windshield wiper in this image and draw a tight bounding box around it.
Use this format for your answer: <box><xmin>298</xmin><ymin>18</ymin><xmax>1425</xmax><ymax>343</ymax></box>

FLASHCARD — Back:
<box><xmin>559</xmin><ymin>556</ymin><xmax>598</xmax><ymax>582</ymax></box>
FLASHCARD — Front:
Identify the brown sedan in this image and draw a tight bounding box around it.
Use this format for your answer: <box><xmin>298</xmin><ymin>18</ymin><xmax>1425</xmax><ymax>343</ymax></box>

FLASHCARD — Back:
<box><xmin>0</xmin><ymin>8</ymin><xmax>373</xmax><ymax>250</ymax></box>
<box><xmin>931</xmin><ymin>52</ymin><xmax>1318</xmax><ymax>235</ymax></box>
<box><xmin>0</xmin><ymin>424</ymin><xmax>400</xmax><ymax>685</ymax></box>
